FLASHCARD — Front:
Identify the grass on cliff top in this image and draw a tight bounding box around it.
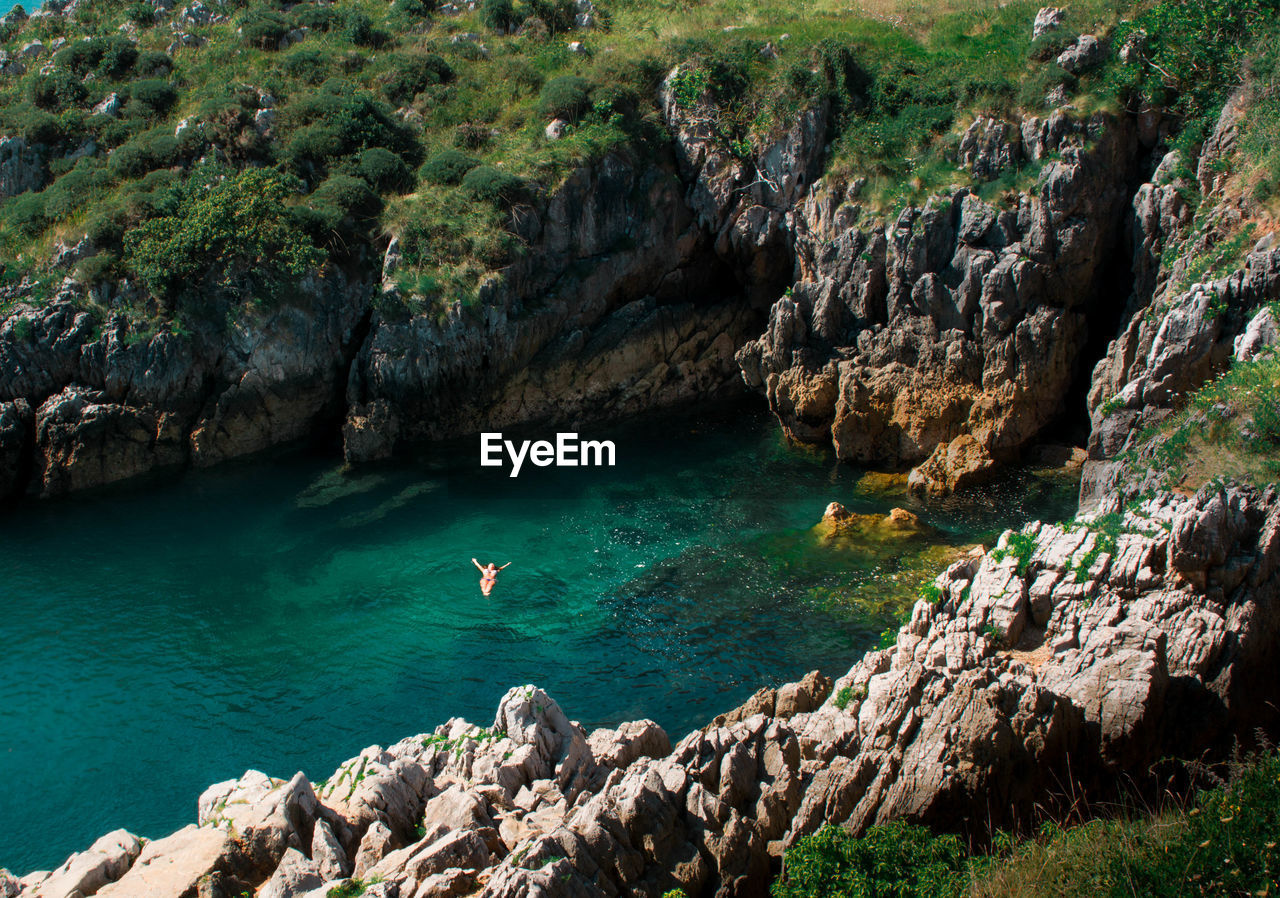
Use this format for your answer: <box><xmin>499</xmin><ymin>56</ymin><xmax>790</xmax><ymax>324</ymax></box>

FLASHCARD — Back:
<box><xmin>764</xmin><ymin>747</ymin><xmax>1280</xmax><ymax>898</ymax></box>
<box><xmin>0</xmin><ymin>0</ymin><xmax>1271</xmax><ymax>325</ymax></box>
<box><xmin>1123</xmin><ymin>335</ymin><xmax>1280</xmax><ymax>493</ymax></box>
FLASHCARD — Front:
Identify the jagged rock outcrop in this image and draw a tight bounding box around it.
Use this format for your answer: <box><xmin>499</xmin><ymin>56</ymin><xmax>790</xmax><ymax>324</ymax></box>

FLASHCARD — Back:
<box><xmin>21</xmin><ymin>830</ymin><xmax>140</xmax><ymax>898</ymax></box>
<box><xmin>0</xmin><ymin>268</ymin><xmax>370</xmax><ymax>498</ymax></box>
<box><xmin>737</xmin><ymin>110</ymin><xmax>1139</xmax><ymax>494</ymax></box>
<box><xmin>0</xmin><ymin>137</ymin><xmax>46</xmax><ymax>199</ymax></box>
<box><xmin>1082</xmin><ymin>88</ymin><xmax>1280</xmax><ymax>507</ymax></box>
<box><xmin>339</xmin><ymin>114</ymin><xmax>820</xmax><ymax>461</ymax></box>
<box><xmin>21</xmin><ymin>481</ymin><xmax>1280</xmax><ymax>898</ymax></box>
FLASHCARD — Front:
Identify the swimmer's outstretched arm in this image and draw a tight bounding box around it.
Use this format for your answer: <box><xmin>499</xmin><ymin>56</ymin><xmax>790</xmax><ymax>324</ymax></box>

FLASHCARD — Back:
<box><xmin>472</xmin><ymin>558</ymin><xmax>484</xmax><ymax>571</ymax></box>
<box><xmin>499</xmin><ymin>562</ymin><xmax>513</xmax><ymax>570</ymax></box>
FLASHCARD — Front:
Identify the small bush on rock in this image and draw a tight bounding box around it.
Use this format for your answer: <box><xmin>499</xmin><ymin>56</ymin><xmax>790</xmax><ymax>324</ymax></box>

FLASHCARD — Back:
<box><xmin>537</xmin><ymin>75</ymin><xmax>592</xmax><ymax>122</ymax></box>
<box><xmin>774</xmin><ymin>821</ymin><xmax>967</xmax><ymax>898</ymax></box>
<box><xmin>460</xmin><ymin>165</ymin><xmax>526</xmax><ymax>205</ymax></box>
<box><xmin>419</xmin><ymin>149</ymin><xmax>480</xmax><ymax>185</ymax></box>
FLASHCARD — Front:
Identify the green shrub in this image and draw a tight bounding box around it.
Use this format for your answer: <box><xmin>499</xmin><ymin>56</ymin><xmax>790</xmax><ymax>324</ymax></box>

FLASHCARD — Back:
<box><xmin>134</xmin><ymin>50</ymin><xmax>173</xmax><ymax>78</ymax></box>
<box><xmin>6</xmin><ymin>108</ymin><xmax>67</xmax><ymax>146</ymax></box>
<box><xmin>340</xmin><ymin>9</ymin><xmax>382</xmax><ymax>47</ymax></box>
<box><xmin>290</xmin><ymin>2</ymin><xmax>336</xmax><ymax>31</ymax></box>
<box><xmin>1113</xmin><ymin>753</ymin><xmax>1280</xmax><ymax>896</ymax></box>
<box><xmin>84</xmin><ymin>206</ymin><xmax>127</xmax><ymax>247</ymax></box>
<box><xmin>527</xmin><ymin>0</ymin><xmax>574</xmax><ymax>33</ymax></box>
<box><xmin>1109</xmin><ymin>0</ymin><xmax>1280</xmax><ymax>143</ymax></box>
<box><xmin>990</xmin><ymin>530</ymin><xmax>1037</xmax><ymax>576</ymax></box>
<box><xmin>394</xmin><ymin>0</ymin><xmax>436</xmax><ymax>17</ymax></box>
<box><xmin>126</xmin><ymin>79</ymin><xmax>178</xmax><ymax>116</ymax></box>
<box><xmin>774</xmin><ymin>821</ymin><xmax>966</xmax><ymax>898</ymax></box>
<box><xmin>355</xmin><ymin>147</ymin><xmax>413</xmax><ymax>193</ymax></box>
<box><xmin>480</xmin><ymin>0</ymin><xmax>521</xmax><ymax>33</ymax></box>
<box><xmin>124</xmin><ymin>167</ymin><xmax>323</xmax><ymax>300</ymax></box>
<box><xmin>285</xmin><ymin>89</ymin><xmax>421</xmax><ymax>173</ymax></box>
<box><xmin>298</xmin><ymin>174</ymin><xmax>384</xmax><ymax>250</ymax></box>
<box><xmin>460</xmin><ymin>164</ymin><xmax>526</xmax><ymax>205</ymax></box>
<box><xmin>381</xmin><ymin>52</ymin><xmax>454</xmax><ymax>103</ymax></box>
<box><xmin>4</xmin><ymin>192</ymin><xmax>49</xmax><ymax>238</ymax></box>
<box><xmin>108</xmin><ymin>130</ymin><xmax>180</xmax><ymax>178</ymax></box>
<box><xmin>311</xmin><ymin>174</ymin><xmax>383</xmax><ymax>218</ymax></box>
<box><xmin>537</xmin><ymin>75</ymin><xmax>592</xmax><ymax>122</ymax></box>
<box><xmin>589</xmin><ymin>84</ymin><xmax>639</xmax><ymax>122</ymax></box>
<box><xmin>281</xmin><ymin>47</ymin><xmax>329</xmax><ymax>83</ymax></box>
<box><xmin>55</xmin><ymin>34</ymin><xmax>138</xmax><ymax>78</ymax></box>
<box><xmin>41</xmin><ymin>158</ymin><xmax>110</xmax><ymax>219</ymax></box>
<box><xmin>75</xmin><ymin>251</ymin><xmax>120</xmax><ymax>285</ymax></box>
<box><xmin>126</xmin><ymin>1</ymin><xmax>155</xmax><ymax>25</ymax></box>
<box><xmin>240</xmin><ymin>8</ymin><xmax>290</xmax><ymax>49</ymax></box>
<box><xmin>453</xmin><ymin>121</ymin><xmax>490</xmax><ymax>150</ymax></box>
<box><xmin>28</xmin><ymin>69</ymin><xmax>88</xmax><ymax>112</ymax></box>
<box><xmin>419</xmin><ymin>149</ymin><xmax>479</xmax><ymax>185</ymax></box>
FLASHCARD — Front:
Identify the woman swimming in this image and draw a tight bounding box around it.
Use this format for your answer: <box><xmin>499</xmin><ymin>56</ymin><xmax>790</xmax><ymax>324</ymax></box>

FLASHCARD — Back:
<box><xmin>472</xmin><ymin>558</ymin><xmax>512</xmax><ymax>596</ymax></box>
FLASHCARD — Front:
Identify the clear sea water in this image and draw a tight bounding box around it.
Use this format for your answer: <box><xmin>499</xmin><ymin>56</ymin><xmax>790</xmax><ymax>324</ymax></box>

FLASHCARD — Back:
<box><xmin>0</xmin><ymin>404</ymin><xmax>1078</xmax><ymax>873</ymax></box>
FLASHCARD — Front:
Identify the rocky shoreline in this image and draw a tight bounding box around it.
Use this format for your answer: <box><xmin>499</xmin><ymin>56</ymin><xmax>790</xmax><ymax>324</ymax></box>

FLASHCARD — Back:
<box><xmin>6</xmin><ymin>479</ymin><xmax>1279</xmax><ymax>898</ymax></box>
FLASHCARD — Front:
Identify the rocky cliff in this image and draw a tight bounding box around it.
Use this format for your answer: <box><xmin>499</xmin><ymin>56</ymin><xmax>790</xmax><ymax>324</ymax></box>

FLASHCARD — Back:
<box><xmin>7</xmin><ymin>479</ymin><xmax>1279</xmax><ymax>898</ymax></box>
<box><xmin>735</xmin><ymin>108</ymin><xmax>1148</xmax><ymax>496</ymax></box>
<box><xmin>6</xmin><ymin>58</ymin><xmax>1277</xmax><ymax>504</ymax></box>
<box><xmin>0</xmin><ymin>93</ymin><xmax>830</xmax><ymax>496</ymax></box>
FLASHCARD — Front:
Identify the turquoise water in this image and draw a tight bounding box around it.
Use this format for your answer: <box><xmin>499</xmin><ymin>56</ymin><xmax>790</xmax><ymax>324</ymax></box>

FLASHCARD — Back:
<box><xmin>0</xmin><ymin>405</ymin><xmax>1077</xmax><ymax>873</ymax></box>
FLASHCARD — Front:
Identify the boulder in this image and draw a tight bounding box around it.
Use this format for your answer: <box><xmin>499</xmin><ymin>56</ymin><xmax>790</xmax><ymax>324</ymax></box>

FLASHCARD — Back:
<box><xmin>95</xmin><ymin>825</ymin><xmax>234</xmax><ymax>898</ymax></box>
<box><xmin>1233</xmin><ymin>305</ymin><xmax>1278</xmax><ymax>361</ymax></box>
<box><xmin>1032</xmin><ymin>6</ymin><xmax>1063</xmax><ymax>38</ymax></box>
<box><xmin>420</xmin><ymin>785</ymin><xmax>494</xmax><ymax>834</ymax></box>
<box><xmin>311</xmin><ymin>818</ymin><xmax>351</xmax><ymax>881</ymax></box>
<box><xmin>258</xmin><ymin>848</ymin><xmax>322</xmax><ymax>898</ymax></box>
<box><xmin>353</xmin><ymin>821</ymin><xmax>397</xmax><ymax>878</ymax></box>
<box><xmin>493</xmin><ymin>685</ymin><xmax>596</xmax><ymax>797</ymax></box>
<box><xmin>1056</xmin><ymin>35</ymin><xmax>1103</xmax><ymax>74</ymax></box>
<box><xmin>587</xmin><ymin>720</ymin><xmax>671</xmax><ymax>771</ymax></box>
<box><xmin>907</xmin><ymin>434</ymin><xmax>997</xmax><ymax>497</ymax></box>
<box><xmin>29</xmin><ymin>829</ymin><xmax>141</xmax><ymax>898</ymax></box>
<box><xmin>92</xmin><ymin>93</ymin><xmax>122</xmax><ymax>117</ymax></box>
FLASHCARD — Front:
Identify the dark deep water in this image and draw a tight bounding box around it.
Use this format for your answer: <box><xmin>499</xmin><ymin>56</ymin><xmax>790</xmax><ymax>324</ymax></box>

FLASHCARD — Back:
<box><xmin>0</xmin><ymin>405</ymin><xmax>1078</xmax><ymax>872</ymax></box>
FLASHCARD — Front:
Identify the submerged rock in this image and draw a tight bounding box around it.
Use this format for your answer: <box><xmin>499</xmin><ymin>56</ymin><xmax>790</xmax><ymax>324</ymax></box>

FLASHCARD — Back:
<box><xmin>817</xmin><ymin>503</ymin><xmax>932</xmax><ymax>539</ymax></box>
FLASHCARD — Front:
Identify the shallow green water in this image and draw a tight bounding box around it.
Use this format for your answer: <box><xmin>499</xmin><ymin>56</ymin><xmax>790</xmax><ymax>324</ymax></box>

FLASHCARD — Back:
<box><xmin>0</xmin><ymin>405</ymin><xmax>1077</xmax><ymax>873</ymax></box>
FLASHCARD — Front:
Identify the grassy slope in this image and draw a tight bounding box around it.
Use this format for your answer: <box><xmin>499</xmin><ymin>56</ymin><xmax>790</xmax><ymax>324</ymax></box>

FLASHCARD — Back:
<box><xmin>0</xmin><ymin>0</ymin><xmax>1133</xmax><ymax>327</ymax></box>
<box><xmin>764</xmin><ymin>749</ymin><xmax>1280</xmax><ymax>897</ymax></box>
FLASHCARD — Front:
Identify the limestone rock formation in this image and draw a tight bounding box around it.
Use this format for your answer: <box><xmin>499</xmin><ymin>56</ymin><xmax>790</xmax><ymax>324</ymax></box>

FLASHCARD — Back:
<box><xmin>24</xmin><ymin>830</ymin><xmax>140</xmax><ymax>898</ymax></box>
<box><xmin>1083</xmin><ymin>89</ymin><xmax>1280</xmax><ymax>498</ymax></box>
<box><xmin>341</xmin><ymin>150</ymin><xmax>763</xmax><ymax>461</ymax></box>
<box><xmin>0</xmin><ymin>267</ymin><xmax>369</xmax><ymax>499</ymax></box>
<box><xmin>0</xmin><ymin>136</ymin><xmax>46</xmax><ymax>198</ymax></box>
<box><xmin>737</xmin><ymin>110</ymin><xmax>1138</xmax><ymax>487</ymax></box>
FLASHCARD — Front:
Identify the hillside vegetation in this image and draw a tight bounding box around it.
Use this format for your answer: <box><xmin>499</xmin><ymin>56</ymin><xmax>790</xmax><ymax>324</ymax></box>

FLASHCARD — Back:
<box><xmin>0</xmin><ymin>0</ymin><xmax>1273</xmax><ymax>333</ymax></box>
<box><xmin>768</xmin><ymin>748</ymin><xmax>1280</xmax><ymax>898</ymax></box>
